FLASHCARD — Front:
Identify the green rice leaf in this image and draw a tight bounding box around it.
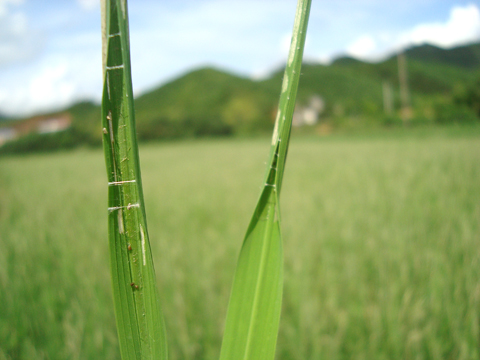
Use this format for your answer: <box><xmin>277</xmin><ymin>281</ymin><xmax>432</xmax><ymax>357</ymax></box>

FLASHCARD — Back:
<box><xmin>219</xmin><ymin>1</ymin><xmax>312</xmax><ymax>359</ymax></box>
<box><xmin>100</xmin><ymin>1</ymin><xmax>167</xmax><ymax>359</ymax></box>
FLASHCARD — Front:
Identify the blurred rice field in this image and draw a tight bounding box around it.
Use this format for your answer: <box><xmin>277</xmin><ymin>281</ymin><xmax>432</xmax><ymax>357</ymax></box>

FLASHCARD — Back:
<box><xmin>1</xmin><ymin>128</ymin><xmax>479</xmax><ymax>360</ymax></box>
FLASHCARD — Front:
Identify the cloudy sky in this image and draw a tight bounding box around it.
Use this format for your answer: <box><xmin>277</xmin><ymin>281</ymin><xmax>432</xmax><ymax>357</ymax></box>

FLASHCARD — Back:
<box><xmin>1</xmin><ymin>0</ymin><xmax>479</xmax><ymax>117</ymax></box>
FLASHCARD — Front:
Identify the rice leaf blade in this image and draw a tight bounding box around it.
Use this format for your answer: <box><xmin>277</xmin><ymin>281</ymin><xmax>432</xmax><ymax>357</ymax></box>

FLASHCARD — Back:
<box><xmin>219</xmin><ymin>1</ymin><xmax>311</xmax><ymax>359</ymax></box>
<box><xmin>220</xmin><ymin>188</ymin><xmax>282</xmax><ymax>360</ymax></box>
<box><xmin>100</xmin><ymin>1</ymin><xmax>167</xmax><ymax>359</ymax></box>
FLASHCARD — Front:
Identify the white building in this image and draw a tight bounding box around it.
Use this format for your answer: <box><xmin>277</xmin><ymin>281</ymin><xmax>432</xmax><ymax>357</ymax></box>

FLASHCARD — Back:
<box><xmin>292</xmin><ymin>94</ymin><xmax>325</xmax><ymax>127</ymax></box>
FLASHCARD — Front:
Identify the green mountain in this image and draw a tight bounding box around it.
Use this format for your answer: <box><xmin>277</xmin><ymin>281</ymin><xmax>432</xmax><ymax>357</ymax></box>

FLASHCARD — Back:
<box><xmin>261</xmin><ymin>62</ymin><xmax>386</xmax><ymax>116</ymax></box>
<box><xmin>3</xmin><ymin>41</ymin><xmax>480</xmax><ymax>153</ymax></box>
<box><xmin>405</xmin><ymin>42</ymin><xmax>480</xmax><ymax>69</ymax></box>
<box><xmin>329</xmin><ymin>44</ymin><xmax>479</xmax><ymax>94</ymax></box>
<box><xmin>134</xmin><ymin>67</ymin><xmax>278</xmax><ymax>138</ymax></box>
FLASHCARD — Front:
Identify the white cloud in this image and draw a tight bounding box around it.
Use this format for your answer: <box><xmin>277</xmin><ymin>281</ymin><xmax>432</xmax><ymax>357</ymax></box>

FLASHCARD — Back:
<box><xmin>0</xmin><ymin>0</ymin><xmax>43</xmax><ymax>66</ymax></box>
<box><xmin>0</xmin><ymin>50</ymin><xmax>102</xmax><ymax>116</ymax></box>
<box><xmin>0</xmin><ymin>0</ymin><xmax>23</xmax><ymax>17</ymax></box>
<box><xmin>399</xmin><ymin>4</ymin><xmax>480</xmax><ymax>48</ymax></box>
<box><xmin>346</xmin><ymin>35</ymin><xmax>377</xmax><ymax>59</ymax></box>
<box><xmin>0</xmin><ymin>62</ymin><xmax>76</xmax><ymax>116</ymax></box>
<box><xmin>77</xmin><ymin>0</ymin><xmax>99</xmax><ymax>11</ymax></box>
<box><xmin>281</xmin><ymin>33</ymin><xmax>293</xmax><ymax>55</ymax></box>
<box><xmin>29</xmin><ymin>63</ymin><xmax>76</xmax><ymax>110</ymax></box>
<box><xmin>315</xmin><ymin>53</ymin><xmax>334</xmax><ymax>65</ymax></box>
<box><xmin>339</xmin><ymin>4</ymin><xmax>480</xmax><ymax>61</ymax></box>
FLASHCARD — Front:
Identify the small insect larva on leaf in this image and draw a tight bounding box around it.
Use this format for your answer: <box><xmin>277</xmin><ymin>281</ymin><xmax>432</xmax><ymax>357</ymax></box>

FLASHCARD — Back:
<box><xmin>127</xmin><ymin>243</ymin><xmax>132</xmax><ymax>251</ymax></box>
<box><xmin>130</xmin><ymin>282</ymin><xmax>139</xmax><ymax>290</ymax></box>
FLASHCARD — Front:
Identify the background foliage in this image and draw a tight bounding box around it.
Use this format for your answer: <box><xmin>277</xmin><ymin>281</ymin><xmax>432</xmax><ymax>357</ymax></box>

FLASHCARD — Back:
<box><xmin>1</xmin><ymin>42</ymin><xmax>480</xmax><ymax>153</ymax></box>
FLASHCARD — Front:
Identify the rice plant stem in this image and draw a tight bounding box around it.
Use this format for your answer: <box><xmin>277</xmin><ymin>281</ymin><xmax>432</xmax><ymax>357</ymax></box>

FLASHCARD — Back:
<box><xmin>100</xmin><ymin>0</ymin><xmax>167</xmax><ymax>359</ymax></box>
<box><xmin>219</xmin><ymin>1</ymin><xmax>311</xmax><ymax>359</ymax></box>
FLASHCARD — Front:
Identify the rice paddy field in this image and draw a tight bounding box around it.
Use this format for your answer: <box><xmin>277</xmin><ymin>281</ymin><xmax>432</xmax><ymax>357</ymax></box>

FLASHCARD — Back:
<box><xmin>1</xmin><ymin>126</ymin><xmax>479</xmax><ymax>360</ymax></box>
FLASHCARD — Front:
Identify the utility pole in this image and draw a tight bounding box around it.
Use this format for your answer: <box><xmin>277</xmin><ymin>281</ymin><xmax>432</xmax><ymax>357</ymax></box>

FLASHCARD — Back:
<box><xmin>397</xmin><ymin>51</ymin><xmax>412</xmax><ymax>123</ymax></box>
<box><xmin>383</xmin><ymin>80</ymin><xmax>393</xmax><ymax>116</ymax></box>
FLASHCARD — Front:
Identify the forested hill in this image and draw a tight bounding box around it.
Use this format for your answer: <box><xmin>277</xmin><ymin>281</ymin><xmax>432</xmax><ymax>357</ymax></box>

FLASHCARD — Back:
<box><xmin>404</xmin><ymin>42</ymin><xmax>480</xmax><ymax>69</ymax></box>
<box><xmin>2</xmin><ymin>42</ymin><xmax>480</xmax><ymax>153</ymax></box>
